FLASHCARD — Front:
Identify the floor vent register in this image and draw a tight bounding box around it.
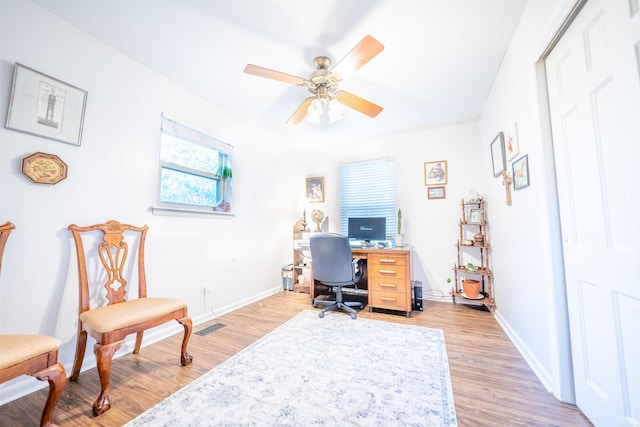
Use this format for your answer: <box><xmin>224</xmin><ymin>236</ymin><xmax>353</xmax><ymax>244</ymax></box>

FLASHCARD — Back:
<box><xmin>195</xmin><ymin>323</ymin><xmax>225</xmax><ymax>336</ymax></box>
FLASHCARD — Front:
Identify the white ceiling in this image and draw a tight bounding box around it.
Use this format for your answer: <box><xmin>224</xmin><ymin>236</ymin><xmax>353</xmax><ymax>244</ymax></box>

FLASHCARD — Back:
<box><xmin>33</xmin><ymin>0</ymin><xmax>527</xmax><ymax>142</ymax></box>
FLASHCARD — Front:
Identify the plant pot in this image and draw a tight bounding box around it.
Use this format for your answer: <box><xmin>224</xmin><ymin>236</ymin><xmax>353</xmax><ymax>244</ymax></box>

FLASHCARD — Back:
<box><xmin>462</xmin><ymin>279</ymin><xmax>481</xmax><ymax>298</ymax></box>
<box><xmin>394</xmin><ymin>233</ymin><xmax>405</xmax><ymax>247</ymax></box>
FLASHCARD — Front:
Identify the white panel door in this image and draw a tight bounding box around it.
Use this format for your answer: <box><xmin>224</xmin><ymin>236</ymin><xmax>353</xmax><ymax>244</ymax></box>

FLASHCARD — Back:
<box><xmin>545</xmin><ymin>0</ymin><xmax>640</xmax><ymax>425</ymax></box>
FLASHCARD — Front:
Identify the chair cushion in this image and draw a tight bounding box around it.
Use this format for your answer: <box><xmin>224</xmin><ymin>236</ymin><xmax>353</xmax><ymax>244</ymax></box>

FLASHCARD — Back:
<box><xmin>0</xmin><ymin>335</ymin><xmax>60</xmax><ymax>370</ymax></box>
<box><xmin>80</xmin><ymin>297</ymin><xmax>187</xmax><ymax>333</ymax></box>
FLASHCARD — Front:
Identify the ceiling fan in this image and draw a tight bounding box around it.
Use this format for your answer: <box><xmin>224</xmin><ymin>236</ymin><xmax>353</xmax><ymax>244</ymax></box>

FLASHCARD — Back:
<box><xmin>244</xmin><ymin>35</ymin><xmax>384</xmax><ymax>125</ymax></box>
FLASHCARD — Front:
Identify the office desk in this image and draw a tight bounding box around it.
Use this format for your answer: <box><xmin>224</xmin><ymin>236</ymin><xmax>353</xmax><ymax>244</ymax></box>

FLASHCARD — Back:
<box><xmin>311</xmin><ymin>247</ymin><xmax>412</xmax><ymax>317</ymax></box>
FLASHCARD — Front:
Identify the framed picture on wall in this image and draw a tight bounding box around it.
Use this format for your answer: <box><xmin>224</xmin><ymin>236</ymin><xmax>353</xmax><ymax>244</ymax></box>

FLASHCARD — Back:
<box><xmin>424</xmin><ymin>160</ymin><xmax>447</xmax><ymax>186</ymax></box>
<box><xmin>306</xmin><ymin>176</ymin><xmax>324</xmax><ymax>202</ymax></box>
<box><xmin>512</xmin><ymin>154</ymin><xmax>530</xmax><ymax>190</ymax></box>
<box><xmin>490</xmin><ymin>132</ymin><xmax>506</xmax><ymax>177</ymax></box>
<box><xmin>505</xmin><ymin>121</ymin><xmax>520</xmax><ymax>161</ymax></box>
<box><xmin>6</xmin><ymin>63</ymin><xmax>88</xmax><ymax>146</ymax></box>
<box><xmin>427</xmin><ymin>186</ymin><xmax>446</xmax><ymax>199</ymax></box>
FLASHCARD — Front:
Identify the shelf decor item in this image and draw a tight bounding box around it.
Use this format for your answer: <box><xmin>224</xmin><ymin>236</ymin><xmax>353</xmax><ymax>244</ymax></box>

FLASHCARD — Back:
<box><xmin>21</xmin><ymin>152</ymin><xmax>68</xmax><ymax>185</ymax></box>
<box><xmin>461</xmin><ymin>279</ymin><xmax>481</xmax><ymax>299</ymax></box>
<box><xmin>6</xmin><ymin>63</ymin><xmax>88</xmax><ymax>146</ymax></box>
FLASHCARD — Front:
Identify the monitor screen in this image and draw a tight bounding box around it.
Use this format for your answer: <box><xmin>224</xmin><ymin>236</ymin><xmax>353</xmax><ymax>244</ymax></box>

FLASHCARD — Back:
<box><xmin>348</xmin><ymin>217</ymin><xmax>387</xmax><ymax>242</ymax></box>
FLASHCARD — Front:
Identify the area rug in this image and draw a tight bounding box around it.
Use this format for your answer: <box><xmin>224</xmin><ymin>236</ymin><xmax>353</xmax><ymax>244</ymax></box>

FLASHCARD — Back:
<box><xmin>125</xmin><ymin>310</ymin><xmax>457</xmax><ymax>426</ymax></box>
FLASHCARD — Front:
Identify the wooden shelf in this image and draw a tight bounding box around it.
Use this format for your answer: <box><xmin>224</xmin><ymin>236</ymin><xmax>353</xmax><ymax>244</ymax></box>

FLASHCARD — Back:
<box><xmin>452</xmin><ymin>197</ymin><xmax>495</xmax><ymax>313</ymax></box>
<box><xmin>450</xmin><ymin>290</ymin><xmax>496</xmax><ymax>312</ymax></box>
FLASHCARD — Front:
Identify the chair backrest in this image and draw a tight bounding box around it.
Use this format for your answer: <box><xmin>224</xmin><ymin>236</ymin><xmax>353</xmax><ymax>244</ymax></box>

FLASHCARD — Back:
<box><xmin>310</xmin><ymin>233</ymin><xmax>356</xmax><ymax>285</ymax></box>
<box><xmin>68</xmin><ymin>220</ymin><xmax>149</xmax><ymax>313</ymax></box>
<box><xmin>0</xmin><ymin>222</ymin><xmax>15</xmax><ymax>273</ymax></box>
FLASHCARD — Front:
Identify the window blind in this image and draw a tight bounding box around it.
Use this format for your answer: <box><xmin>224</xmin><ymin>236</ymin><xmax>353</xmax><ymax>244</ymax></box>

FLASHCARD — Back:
<box><xmin>339</xmin><ymin>158</ymin><xmax>396</xmax><ymax>238</ymax></box>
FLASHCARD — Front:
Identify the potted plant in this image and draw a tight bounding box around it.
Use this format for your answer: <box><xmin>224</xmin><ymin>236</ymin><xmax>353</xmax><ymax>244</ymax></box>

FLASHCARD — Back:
<box><xmin>461</xmin><ymin>262</ymin><xmax>481</xmax><ymax>298</ymax></box>
<box><xmin>214</xmin><ymin>161</ymin><xmax>232</xmax><ymax>212</ymax></box>
<box><xmin>394</xmin><ymin>209</ymin><xmax>404</xmax><ymax>247</ymax></box>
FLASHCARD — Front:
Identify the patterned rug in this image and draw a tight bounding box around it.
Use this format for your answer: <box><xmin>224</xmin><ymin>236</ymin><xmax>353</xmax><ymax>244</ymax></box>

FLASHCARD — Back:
<box><xmin>125</xmin><ymin>310</ymin><xmax>457</xmax><ymax>426</ymax></box>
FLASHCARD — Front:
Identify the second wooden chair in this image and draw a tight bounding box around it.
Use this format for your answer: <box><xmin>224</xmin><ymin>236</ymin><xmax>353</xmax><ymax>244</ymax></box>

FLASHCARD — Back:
<box><xmin>67</xmin><ymin>220</ymin><xmax>193</xmax><ymax>415</ymax></box>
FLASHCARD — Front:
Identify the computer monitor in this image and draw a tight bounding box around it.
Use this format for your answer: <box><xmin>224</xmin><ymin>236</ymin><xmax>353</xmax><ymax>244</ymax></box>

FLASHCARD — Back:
<box><xmin>347</xmin><ymin>217</ymin><xmax>387</xmax><ymax>242</ymax></box>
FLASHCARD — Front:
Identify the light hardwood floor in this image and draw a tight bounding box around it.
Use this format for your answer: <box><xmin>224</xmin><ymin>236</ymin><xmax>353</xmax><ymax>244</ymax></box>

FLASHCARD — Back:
<box><xmin>0</xmin><ymin>291</ymin><xmax>592</xmax><ymax>426</ymax></box>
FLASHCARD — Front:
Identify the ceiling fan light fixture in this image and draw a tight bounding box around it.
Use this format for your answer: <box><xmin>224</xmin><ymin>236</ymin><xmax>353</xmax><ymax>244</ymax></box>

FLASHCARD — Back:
<box><xmin>244</xmin><ymin>35</ymin><xmax>384</xmax><ymax>126</ymax></box>
<box><xmin>328</xmin><ymin>98</ymin><xmax>345</xmax><ymax>123</ymax></box>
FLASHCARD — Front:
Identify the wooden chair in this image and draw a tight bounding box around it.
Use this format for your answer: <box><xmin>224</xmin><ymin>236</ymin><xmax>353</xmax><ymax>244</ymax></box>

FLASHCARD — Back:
<box><xmin>0</xmin><ymin>222</ymin><xmax>67</xmax><ymax>427</ymax></box>
<box><xmin>67</xmin><ymin>220</ymin><xmax>193</xmax><ymax>416</ymax></box>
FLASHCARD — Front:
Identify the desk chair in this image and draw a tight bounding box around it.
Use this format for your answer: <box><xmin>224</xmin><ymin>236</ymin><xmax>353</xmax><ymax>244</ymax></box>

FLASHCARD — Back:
<box><xmin>0</xmin><ymin>222</ymin><xmax>67</xmax><ymax>427</ymax></box>
<box><xmin>310</xmin><ymin>233</ymin><xmax>364</xmax><ymax>319</ymax></box>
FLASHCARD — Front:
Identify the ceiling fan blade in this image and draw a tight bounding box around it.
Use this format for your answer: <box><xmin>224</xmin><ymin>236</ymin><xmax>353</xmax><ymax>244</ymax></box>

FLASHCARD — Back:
<box><xmin>331</xmin><ymin>35</ymin><xmax>384</xmax><ymax>81</ymax></box>
<box><xmin>286</xmin><ymin>97</ymin><xmax>314</xmax><ymax>126</ymax></box>
<box><xmin>244</xmin><ymin>64</ymin><xmax>307</xmax><ymax>86</ymax></box>
<box><xmin>335</xmin><ymin>91</ymin><xmax>383</xmax><ymax>118</ymax></box>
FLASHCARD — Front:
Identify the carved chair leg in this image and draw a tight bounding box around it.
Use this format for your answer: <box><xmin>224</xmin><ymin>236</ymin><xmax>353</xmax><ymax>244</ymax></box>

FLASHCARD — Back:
<box><xmin>70</xmin><ymin>329</ymin><xmax>87</xmax><ymax>380</ymax></box>
<box><xmin>177</xmin><ymin>317</ymin><xmax>193</xmax><ymax>366</ymax></box>
<box><xmin>133</xmin><ymin>331</ymin><xmax>144</xmax><ymax>354</ymax></box>
<box><xmin>92</xmin><ymin>341</ymin><xmax>123</xmax><ymax>416</ymax></box>
<box><xmin>33</xmin><ymin>362</ymin><xmax>67</xmax><ymax>427</ymax></box>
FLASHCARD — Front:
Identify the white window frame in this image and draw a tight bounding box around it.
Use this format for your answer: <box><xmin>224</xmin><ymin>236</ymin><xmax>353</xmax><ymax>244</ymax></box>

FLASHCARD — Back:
<box><xmin>153</xmin><ymin>114</ymin><xmax>233</xmax><ymax>216</ymax></box>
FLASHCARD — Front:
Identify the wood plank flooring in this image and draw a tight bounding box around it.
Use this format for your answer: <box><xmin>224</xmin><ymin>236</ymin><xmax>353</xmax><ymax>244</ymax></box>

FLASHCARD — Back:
<box><xmin>0</xmin><ymin>291</ymin><xmax>592</xmax><ymax>426</ymax></box>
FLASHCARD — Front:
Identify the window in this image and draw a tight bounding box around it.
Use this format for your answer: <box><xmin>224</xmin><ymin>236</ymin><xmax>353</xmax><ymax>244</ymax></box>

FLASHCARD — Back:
<box><xmin>158</xmin><ymin>114</ymin><xmax>233</xmax><ymax>213</ymax></box>
<box><xmin>339</xmin><ymin>158</ymin><xmax>396</xmax><ymax>238</ymax></box>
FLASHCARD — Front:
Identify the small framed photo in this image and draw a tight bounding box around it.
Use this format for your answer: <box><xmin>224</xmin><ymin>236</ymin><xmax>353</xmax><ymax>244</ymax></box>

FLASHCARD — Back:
<box><xmin>424</xmin><ymin>160</ymin><xmax>447</xmax><ymax>186</ymax></box>
<box><xmin>427</xmin><ymin>186</ymin><xmax>446</xmax><ymax>199</ymax></box>
<box><xmin>468</xmin><ymin>208</ymin><xmax>483</xmax><ymax>223</ymax></box>
<box><xmin>490</xmin><ymin>132</ymin><xmax>506</xmax><ymax>177</ymax></box>
<box><xmin>512</xmin><ymin>154</ymin><xmax>530</xmax><ymax>190</ymax></box>
<box><xmin>505</xmin><ymin>121</ymin><xmax>520</xmax><ymax>161</ymax></box>
<box><xmin>306</xmin><ymin>176</ymin><xmax>324</xmax><ymax>202</ymax></box>
<box><xmin>6</xmin><ymin>63</ymin><xmax>88</xmax><ymax>146</ymax></box>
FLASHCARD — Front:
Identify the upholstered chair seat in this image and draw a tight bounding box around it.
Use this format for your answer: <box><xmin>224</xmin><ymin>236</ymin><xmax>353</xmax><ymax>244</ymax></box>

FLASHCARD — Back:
<box><xmin>0</xmin><ymin>335</ymin><xmax>61</xmax><ymax>369</ymax></box>
<box><xmin>80</xmin><ymin>298</ymin><xmax>188</xmax><ymax>334</ymax></box>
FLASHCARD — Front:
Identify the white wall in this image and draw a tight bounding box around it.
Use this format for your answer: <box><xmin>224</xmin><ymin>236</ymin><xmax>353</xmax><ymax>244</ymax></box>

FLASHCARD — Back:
<box><xmin>0</xmin><ymin>0</ymin><xmax>296</xmax><ymax>403</ymax></box>
<box><xmin>477</xmin><ymin>0</ymin><xmax>577</xmax><ymax>402</ymax></box>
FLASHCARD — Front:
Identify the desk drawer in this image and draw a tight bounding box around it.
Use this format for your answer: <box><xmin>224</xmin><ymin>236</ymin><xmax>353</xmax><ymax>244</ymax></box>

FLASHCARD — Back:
<box><xmin>369</xmin><ymin>277</ymin><xmax>406</xmax><ymax>293</ymax></box>
<box><xmin>370</xmin><ymin>291</ymin><xmax>409</xmax><ymax>311</ymax></box>
<box><xmin>369</xmin><ymin>264</ymin><xmax>407</xmax><ymax>280</ymax></box>
<box><xmin>369</xmin><ymin>254</ymin><xmax>407</xmax><ymax>267</ymax></box>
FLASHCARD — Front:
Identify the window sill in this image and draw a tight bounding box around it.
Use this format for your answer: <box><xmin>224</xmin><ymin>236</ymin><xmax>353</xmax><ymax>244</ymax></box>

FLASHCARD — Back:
<box><xmin>150</xmin><ymin>205</ymin><xmax>234</xmax><ymax>218</ymax></box>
